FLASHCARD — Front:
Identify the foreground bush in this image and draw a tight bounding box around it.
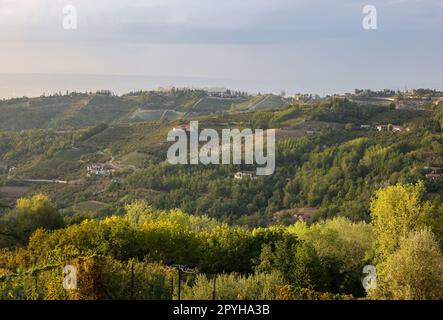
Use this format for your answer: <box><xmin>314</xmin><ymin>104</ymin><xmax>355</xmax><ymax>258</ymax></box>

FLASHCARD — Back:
<box><xmin>181</xmin><ymin>272</ymin><xmax>289</xmax><ymax>300</ymax></box>
<box><xmin>0</xmin><ymin>256</ymin><xmax>172</xmax><ymax>300</ymax></box>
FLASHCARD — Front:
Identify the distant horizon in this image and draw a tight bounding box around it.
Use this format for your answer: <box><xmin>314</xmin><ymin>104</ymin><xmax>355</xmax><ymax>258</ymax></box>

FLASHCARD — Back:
<box><xmin>1</xmin><ymin>73</ymin><xmax>442</xmax><ymax>100</ymax></box>
<box><xmin>1</xmin><ymin>1</ymin><xmax>442</xmax><ymax>100</ymax></box>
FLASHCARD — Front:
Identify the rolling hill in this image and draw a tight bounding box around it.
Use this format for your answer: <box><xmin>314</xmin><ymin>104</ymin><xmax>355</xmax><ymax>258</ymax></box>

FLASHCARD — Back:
<box><xmin>0</xmin><ymin>90</ymin><xmax>292</xmax><ymax>131</ymax></box>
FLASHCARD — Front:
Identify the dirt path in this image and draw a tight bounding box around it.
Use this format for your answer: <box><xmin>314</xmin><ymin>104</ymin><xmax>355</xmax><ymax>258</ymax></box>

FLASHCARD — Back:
<box><xmin>189</xmin><ymin>98</ymin><xmax>204</xmax><ymax>111</ymax></box>
<box><xmin>247</xmin><ymin>95</ymin><xmax>271</xmax><ymax>112</ymax></box>
<box><xmin>16</xmin><ymin>179</ymin><xmax>68</xmax><ymax>184</ymax></box>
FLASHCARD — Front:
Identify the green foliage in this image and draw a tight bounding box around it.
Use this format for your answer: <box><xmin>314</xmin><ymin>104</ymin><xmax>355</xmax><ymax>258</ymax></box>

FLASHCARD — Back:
<box><xmin>0</xmin><ymin>256</ymin><xmax>171</xmax><ymax>300</ymax></box>
<box><xmin>370</xmin><ymin>182</ymin><xmax>435</xmax><ymax>261</ymax></box>
<box><xmin>79</xmin><ymin>123</ymin><xmax>109</xmax><ymax>142</ymax></box>
<box><xmin>0</xmin><ymin>185</ymin><xmax>441</xmax><ymax>300</ymax></box>
<box><xmin>125</xmin><ymin>201</ymin><xmax>220</xmax><ymax>232</ymax></box>
<box><xmin>0</xmin><ymin>129</ymin><xmax>76</xmax><ymax>163</ymax></box>
<box><xmin>371</xmin><ymin>228</ymin><xmax>443</xmax><ymax>300</ymax></box>
<box><xmin>369</xmin><ymin>183</ymin><xmax>443</xmax><ymax>300</ymax></box>
<box><xmin>311</xmin><ymin>99</ymin><xmax>385</xmax><ymax>124</ymax></box>
<box><xmin>0</xmin><ymin>194</ymin><xmax>64</xmax><ymax>247</ymax></box>
<box><xmin>1</xmin><ymin>94</ymin><xmax>441</xmax><ymax>226</ymax></box>
<box><xmin>0</xmin><ymin>90</ymin><xmax>442</xmax><ymax>300</ymax></box>
<box><xmin>9</xmin><ymin>205</ymin><xmax>285</xmax><ymax>276</ymax></box>
<box><xmin>181</xmin><ymin>272</ymin><xmax>287</xmax><ymax>300</ymax></box>
<box><xmin>258</xmin><ymin>218</ymin><xmax>373</xmax><ymax>296</ymax></box>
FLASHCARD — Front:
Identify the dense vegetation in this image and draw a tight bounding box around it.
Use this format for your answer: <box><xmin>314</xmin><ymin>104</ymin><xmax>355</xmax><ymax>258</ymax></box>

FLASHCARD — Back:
<box><xmin>0</xmin><ymin>184</ymin><xmax>442</xmax><ymax>299</ymax></box>
<box><xmin>0</xmin><ymin>90</ymin><xmax>442</xmax><ymax>300</ymax></box>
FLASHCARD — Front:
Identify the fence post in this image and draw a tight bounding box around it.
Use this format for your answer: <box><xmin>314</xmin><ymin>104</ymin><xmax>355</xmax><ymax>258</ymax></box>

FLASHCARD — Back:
<box><xmin>34</xmin><ymin>273</ymin><xmax>38</xmax><ymax>300</ymax></box>
<box><xmin>130</xmin><ymin>260</ymin><xmax>135</xmax><ymax>300</ymax></box>
<box><xmin>177</xmin><ymin>269</ymin><xmax>181</xmax><ymax>301</ymax></box>
<box><xmin>212</xmin><ymin>274</ymin><xmax>217</xmax><ymax>300</ymax></box>
<box><xmin>170</xmin><ymin>274</ymin><xmax>174</xmax><ymax>300</ymax></box>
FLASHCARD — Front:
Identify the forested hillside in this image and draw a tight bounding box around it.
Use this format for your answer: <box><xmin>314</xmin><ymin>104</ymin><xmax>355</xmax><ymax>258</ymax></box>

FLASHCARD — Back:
<box><xmin>0</xmin><ymin>89</ymin><xmax>290</xmax><ymax>131</ymax></box>
<box><xmin>0</xmin><ymin>90</ymin><xmax>442</xmax><ymax>300</ymax></box>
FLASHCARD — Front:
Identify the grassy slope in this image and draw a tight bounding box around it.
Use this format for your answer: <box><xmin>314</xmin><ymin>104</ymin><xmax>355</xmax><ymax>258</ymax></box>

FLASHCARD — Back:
<box><xmin>0</xmin><ymin>95</ymin><xmax>136</xmax><ymax>130</ymax></box>
<box><xmin>0</xmin><ymin>92</ymin><xmax>291</xmax><ymax>131</ymax></box>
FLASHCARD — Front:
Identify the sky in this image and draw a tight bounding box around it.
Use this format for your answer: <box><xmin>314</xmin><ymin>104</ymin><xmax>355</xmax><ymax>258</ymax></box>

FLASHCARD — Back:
<box><xmin>0</xmin><ymin>0</ymin><xmax>442</xmax><ymax>98</ymax></box>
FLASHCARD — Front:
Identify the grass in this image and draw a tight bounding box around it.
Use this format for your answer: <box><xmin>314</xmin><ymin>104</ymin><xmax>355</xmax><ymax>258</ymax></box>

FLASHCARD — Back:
<box><xmin>54</xmin><ymin>147</ymin><xmax>93</xmax><ymax>161</ymax></box>
<box><xmin>130</xmin><ymin>109</ymin><xmax>184</xmax><ymax>121</ymax></box>
<box><xmin>119</xmin><ymin>151</ymin><xmax>146</xmax><ymax>168</ymax></box>
<box><xmin>71</xmin><ymin>200</ymin><xmax>108</xmax><ymax>213</ymax></box>
<box><xmin>131</xmin><ymin>109</ymin><xmax>165</xmax><ymax>121</ymax></box>
<box><xmin>231</xmin><ymin>96</ymin><xmax>264</xmax><ymax>111</ymax></box>
<box><xmin>192</xmin><ymin>97</ymin><xmax>247</xmax><ymax>112</ymax></box>
<box><xmin>0</xmin><ymin>95</ymin><xmax>136</xmax><ymax>130</ymax></box>
<box><xmin>0</xmin><ymin>186</ymin><xmax>31</xmax><ymax>198</ymax></box>
<box><xmin>254</xmin><ymin>95</ymin><xmax>290</xmax><ymax>111</ymax></box>
<box><xmin>162</xmin><ymin>110</ymin><xmax>183</xmax><ymax>121</ymax></box>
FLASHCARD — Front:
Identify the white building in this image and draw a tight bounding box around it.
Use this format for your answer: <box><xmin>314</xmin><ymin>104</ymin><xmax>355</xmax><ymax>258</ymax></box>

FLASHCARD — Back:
<box><xmin>86</xmin><ymin>164</ymin><xmax>114</xmax><ymax>177</ymax></box>
<box><xmin>234</xmin><ymin>171</ymin><xmax>256</xmax><ymax>180</ymax></box>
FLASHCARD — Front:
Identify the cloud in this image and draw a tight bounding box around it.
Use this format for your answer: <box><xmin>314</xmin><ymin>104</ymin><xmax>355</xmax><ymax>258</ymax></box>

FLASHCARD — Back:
<box><xmin>0</xmin><ymin>0</ymin><xmax>441</xmax><ymax>44</ymax></box>
<box><xmin>0</xmin><ymin>0</ymin><xmax>442</xmax><ymax>95</ymax></box>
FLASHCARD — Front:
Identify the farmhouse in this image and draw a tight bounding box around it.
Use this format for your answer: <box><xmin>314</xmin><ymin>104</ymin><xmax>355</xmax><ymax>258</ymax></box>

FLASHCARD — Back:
<box><xmin>424</xmin><ymin>167</ymin><xmax>442</xmax><ymax>181</ymax></box>
<box><xmin>86</xmin><ymin>164</ymin><xmax>114</xmax><ymax>177</ymax></box>
<box><xmin>376</xmin><ymin>125</ymin><xmax>403</xmax><ymax>132</ymax></box>
<box><xmin>426</xmin><ymin>173</ymin><xmax>442</xmax><ymax>180</ymax></box>
<box><xmin>234</xmin><ymin>171</ymin><xmax>256</xmax><ymax>180</ymax></box>
<box><xmin>293</xmin><ymin>93</ymin><xmax>312</xmax><ymax>103</ymax></box>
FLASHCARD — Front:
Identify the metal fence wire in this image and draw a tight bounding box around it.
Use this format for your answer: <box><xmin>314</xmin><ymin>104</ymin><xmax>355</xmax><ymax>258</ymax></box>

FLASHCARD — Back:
<box><xmin>0</xmin><ymin>256</ymin><xmax>219</xmax><ymax>300</ymax></box>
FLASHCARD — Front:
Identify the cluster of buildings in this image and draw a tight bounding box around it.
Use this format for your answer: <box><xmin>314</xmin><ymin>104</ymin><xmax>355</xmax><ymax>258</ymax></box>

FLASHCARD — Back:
<box><xmin>375</xmin><ymin>124</ymin><xmax>405</xmax><ymax>133</ymax></box>
<box><xmin>358</xmin><ymin>124</ymin><xmax>407</xmax><ymax>132</ymax></box>
<box><xmin>86</xmin><ymin>164</ymin><xmax>114</xmax><ymax>177</ymax></box>
<box><xmin>293</xmin><ymin>93</ymin><xmax>321</xmax><ymax>104</ymax></box>
<box><xmin>207</xmin><ymin>90</ymin><xmax>246</xmax><ymax>99</ymax></box>
<box><xmin>424</xmin><ymin>167</ymin><xmax>442</xmax><ymax>181</ymax></box>
<box><xmin>234</xmin><ymin>171</ymin><xmax>257</xmax><ymax>180</ymax></box>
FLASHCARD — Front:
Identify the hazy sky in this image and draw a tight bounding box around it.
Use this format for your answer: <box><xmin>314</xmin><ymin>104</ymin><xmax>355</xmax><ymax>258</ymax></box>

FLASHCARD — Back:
<box><xmin>0</xmin><ymin>0</ymin><xmax>442</xmax><ymax>97</ymax></box>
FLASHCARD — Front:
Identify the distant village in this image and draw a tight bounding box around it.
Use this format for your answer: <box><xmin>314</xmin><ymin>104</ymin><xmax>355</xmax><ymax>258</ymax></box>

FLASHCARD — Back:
<box><xmin>292</xmin><ymin>88</ymin><xmax>443</xmax><ymax>110</ymax></box>
<box><xmin>86</xmin><ymin>164</ymin><xmax>114</xmax><ymax>177</ymax></box>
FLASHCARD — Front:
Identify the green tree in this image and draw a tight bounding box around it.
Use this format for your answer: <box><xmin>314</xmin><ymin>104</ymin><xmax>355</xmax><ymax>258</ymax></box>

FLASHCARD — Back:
<box><xmin>0</xmin><ymin>194</ymin><xmax>64</xmax><ymax>247</ymax></box>
<box><xmin>370</xmin><ymin>182</ymin><xmax>433</xmax><ymax>261</ymax></box>
<box><xmin>372</xmin><ymin>228</ymin><xmax>443</xmax><ymax>300</ymax></box>
<box><xmin>288</xmin><ymin>218</ymin><xmax>374</xmax><ymax>296</ymax></box>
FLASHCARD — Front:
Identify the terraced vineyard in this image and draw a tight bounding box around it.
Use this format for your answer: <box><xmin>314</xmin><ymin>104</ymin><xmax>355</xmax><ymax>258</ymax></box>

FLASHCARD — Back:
<box><xmin>0</xmin><ymin>90</ymin><xmax>291</xmax><ymax>131</ymax></box>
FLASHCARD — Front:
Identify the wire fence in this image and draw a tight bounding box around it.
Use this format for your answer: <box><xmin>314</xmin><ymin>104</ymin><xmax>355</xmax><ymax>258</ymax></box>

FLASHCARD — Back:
<box><xmin>0</xmin><ymin>257</ymin><xmax>220</xmax><ymax>300</ymax></box>
<box><xmin>0</xmin><ymin>256</ymin><xmax>170</xmax><ymax>300</ymax></box>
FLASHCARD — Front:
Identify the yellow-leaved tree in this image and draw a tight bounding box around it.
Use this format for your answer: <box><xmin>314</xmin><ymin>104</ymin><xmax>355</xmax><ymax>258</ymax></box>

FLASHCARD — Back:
<box><xmin>369</xmin><ymin>182</ymin><xmax>443</xmax><ymax>299</ymax></box>
<box><xmin>379</xmin><ymin>228</ymin><xmax>443</xmax><ymax>300</ymax></box>
<box><xmin>0</xmin><ymin>194</ymin><xmax>64</xmax><ymax>246</ymax></box>
<box><xmin>370</xmin><ymin>182</ymin><xmax>433</xmax><ymax>261</ymax></box>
